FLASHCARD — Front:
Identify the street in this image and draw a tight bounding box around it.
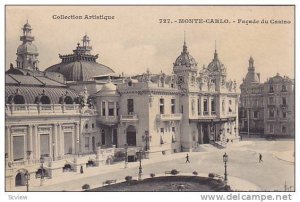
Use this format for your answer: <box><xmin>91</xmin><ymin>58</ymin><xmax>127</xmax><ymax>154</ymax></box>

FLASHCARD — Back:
<box><xmin>23</xmin><ymin>138</ymin><xmax>294</xmax><ymax>192</ymax></box>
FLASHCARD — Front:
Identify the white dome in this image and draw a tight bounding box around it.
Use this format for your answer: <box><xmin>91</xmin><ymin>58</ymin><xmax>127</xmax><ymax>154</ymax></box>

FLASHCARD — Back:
<box><xmin>97</xmin><ymin>81</ymin><xmax>118</xmax><ymax>96</ymax></box>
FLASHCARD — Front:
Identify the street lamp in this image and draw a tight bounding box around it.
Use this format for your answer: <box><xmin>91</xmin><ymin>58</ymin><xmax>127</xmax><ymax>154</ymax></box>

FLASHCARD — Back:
<box><xmin>24</xmin><ymin>171</ymin><xmax>30</xmax><ymax>192</ymax></box>
<box><xmin>223</xmin><ymin>153</ymin><xmax>228</xmax><ymax>183</ymax></box>
<box><xmin>138</xmin><ymin>150</ymin><xmax>143</xmax><ymax>181</ymax></box>
<box><xmin>144</xmin><ymin>131</ymin><xmax>149</xmax><ymax>151</ymax></box>
<box><xmin>124</xmin><ymin>143</ymin><xmax>128</xmax><ymax>168</ymax></box>
<box><xmin>40</xmin><ymin>156</ymin><xmax>45</xmax><ymax>186</ymax></box>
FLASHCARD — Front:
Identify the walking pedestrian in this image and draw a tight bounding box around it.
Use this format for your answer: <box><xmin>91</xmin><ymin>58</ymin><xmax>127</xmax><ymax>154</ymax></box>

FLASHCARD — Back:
<box><xmin>259</xmin><ymin>153</ymin><xmax>263</xmax><ymax>163</ymax></box>
<box><xmin>185</xmin><ymin>153</ymin><xmax>190</xmax><ymax>163</ymax></box>
<box><xmin>80</xmin><ymin>165</ymin><xmax>84</xmax><ymax>174</ymax></box>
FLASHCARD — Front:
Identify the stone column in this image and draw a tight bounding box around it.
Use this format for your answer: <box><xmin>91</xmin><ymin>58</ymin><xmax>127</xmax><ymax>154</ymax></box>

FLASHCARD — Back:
<box><xmin>208</xmin><ymin>96</ymin><xmax>211</xmax><ymax>116</ymax></box>
<box><xmin>114</xmin><ymin>102</ymin><xmax>117</xmax><ymax>117</ymax></box>
<box><xmin>75</xmin><ymin>123</ymin><xmax>80</xmax><ymax>155</ymax></box>
<box><xmin>27</xmin><ymin>125</ymin><xmax>33</xmax><ymax>160</ymax></box>
<box><xmin>58</xmin><ymin>124</ymin><xmax>64</xmax><ymax>157</ymax></box>
<box><xmin>200</xmin><ymin>96</ymin><xmax>203</xmax><ymax>116</ymax></box>
<box><xmin>52</xmin><ymin>124</ymin><xmax>58</xmax><ymax>161</ymax></box>
<box><xmin>6</xmin><ymin>125</ymin><xmax>11</xmax><ymax>162</ymax></box>
<box><xmin>33</xmin><ymin>125</ymin><xmax>38</xmax><ymax>160</ymax></box>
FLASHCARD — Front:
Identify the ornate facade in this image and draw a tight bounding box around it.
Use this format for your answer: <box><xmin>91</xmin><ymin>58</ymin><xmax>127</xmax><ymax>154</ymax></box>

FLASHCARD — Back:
<box><xmin>5</xmin><ymin>22</ymin><xmax>239</xmax><ymax>191</ymax></box>
<box><xmin>239</xmin><ymin>57</ymin><xmax>295</xmax><ymax>136</ymax></box>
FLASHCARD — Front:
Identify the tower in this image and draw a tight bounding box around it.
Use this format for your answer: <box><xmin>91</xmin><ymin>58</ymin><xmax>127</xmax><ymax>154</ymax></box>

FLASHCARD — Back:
<box><xmin>173</xmin><ymin>33</ymin><xmax>198</xmax><ymax>89</ymax></box>
<box><xmin>16</xmin><ymin>21</ymin><xmax>39</xmax><ymax>70</ymax></box>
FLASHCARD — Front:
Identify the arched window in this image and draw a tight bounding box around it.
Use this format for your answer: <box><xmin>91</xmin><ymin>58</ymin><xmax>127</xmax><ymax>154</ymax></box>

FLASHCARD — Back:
<box><xmin>64</xmin><ymin>96</ymin><xmax>74</xmax><ymax>104</ymax></box>
<box><xmin>40</xmin><ymin>95</ymin><xmax>51</xmax><ymax>104</ymax></box>
<box><xmin>14</xmin><ymin>95</ymin><xmax>25</xmax><ymax>104</ymax></box>
<box><xmin>7</xmin><ymin>94</ymin><xmax>25</xmax><ymax>104</ymax></box>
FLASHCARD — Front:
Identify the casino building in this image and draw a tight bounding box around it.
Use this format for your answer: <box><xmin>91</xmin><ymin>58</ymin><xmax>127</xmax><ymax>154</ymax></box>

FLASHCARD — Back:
<box><xmin>5</xmin><ymin>21</ymin><xmax>239</xmax><ymax>190</ymax></box>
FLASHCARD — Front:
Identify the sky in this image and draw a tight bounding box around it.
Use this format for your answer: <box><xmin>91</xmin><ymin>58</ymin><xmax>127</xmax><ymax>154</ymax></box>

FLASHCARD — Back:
<box><xmin>5</xmin><ymin>6</ymin><xmax>294</xmax><ymax>86</ymax></box>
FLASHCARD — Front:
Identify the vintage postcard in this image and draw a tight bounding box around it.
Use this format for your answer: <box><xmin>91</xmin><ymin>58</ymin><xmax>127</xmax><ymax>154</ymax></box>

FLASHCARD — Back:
<box><xmin>4</xmin><ymin>5</ymin><xmax>294</xmax><ymax>197</ymax></box>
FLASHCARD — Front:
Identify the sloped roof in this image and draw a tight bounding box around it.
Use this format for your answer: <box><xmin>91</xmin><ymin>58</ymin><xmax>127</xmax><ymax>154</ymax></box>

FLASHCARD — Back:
<box><xmin>6</xmin><ymin>85</ymin><xmax>78</xmax><ymax>104</ymax></box>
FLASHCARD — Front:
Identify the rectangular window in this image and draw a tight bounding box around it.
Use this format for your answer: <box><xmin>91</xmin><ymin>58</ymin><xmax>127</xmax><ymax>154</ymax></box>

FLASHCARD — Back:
<box><xmin>282</xmin><ymin>126</ymin><xmax>286</xmax><ymax>133</ymax></box>
<box><xmin>269</xmin><ymin>109</ymin><xmax>274</xmax><ymax>118</ymax></box>
<box><xmin>197</xmin><ymin>99</ymin><xmax>201</xmax><ymax>115</ymax></box>
<box><xmin>40</xmin><ymin>134</ymin><xmax>50</xmax><ymax>157</ymax></box>
<box><xmin>269</xmin><ymin>124</ymin><xmax>274</xmax><ymax>133</ymax></box>
<box><xmin>85</xmin><ymin>137</ymin><xmax>89</xmax><ymax>150</ymax></box>
<box><xmin>282</xmin><ymin>97</ymin><xmax>287</xmax><ymax>105</ymax></box>
<box><xmin>222</xmin><ymin>100</ymin><xmax>225</xmax><ymax>114</ymax></box>
<box><xmin>64</xmin><ymin>132</ymin><xmax>73</xmax><ymax>154</ymax></box>
<box><xmin>211</xmin><ymin>98</ymin><xmax>215</xmax><ymax>113</ymax></box>
<box><xmin>269</xmin><ymin>97</ymin><xmax>274</xmax><ymax>104</ymax></box>
<box><xmin>13</xmin><ymin>136</ymin><xmax>24</xmax><ymax>161</ymax></box>
<box><xmin>283</xmin><ymin>111</ymin><xmax>287</xmax><ymax>119</ymax></box>
<box><xmin>102</xmin><ymin>101</ymin><xmax>106</xmax><ymax>116</ymax></box>
<box><xmin>203</xmin><ymin>99</ymin><xmax>208</xmax><ymax>115</ymax></box>
<box><xmin>101</xmin><ymin>130</ymin><xmax>106</xmax><ymax>145</ymax></box>
<box><xmin>127</xmin><ymin>99</ymin><xmax>134</xmax><ymax>114</ymax></box>
<box><xmin>160</xmin><ymin>98</ymin><xmax>164</xmax><ymax>114</ymax></box>
<box><xmin>108</xmin><ymin>102</ymin><xmax>114</xmax><ymax>116</ymax></box>
<box><xmin>282</xmin><ymin>85</ymin><xmax>287</xmax><ymax>92</ymax></box>
<box><xmin>172</xmin><ymin>127</ymin><xmax>176</xmax><ymax>133</ymax></box>
<box><xmin>254</xmin><ymin>111</ymin><xmax>259</xmax><ymax>119</ymax></box>
<box><xmin>160</xmin><ymin>128</ymin><xmax>164</xmax><ymax>133</ymax></box>
<box><xmin>116</xmin><ymin>102</ymin><xmax>119</xmax><ymax>116</ymax></box>
<box><xmin>171</xmin><ymin>99</ymin><xmax>175</xmax><ymax>114</ymax></box>
<box><xmin>269</xmin><ymin>85</ymin><xmax>274</xmax><ymax>93</ymax></box>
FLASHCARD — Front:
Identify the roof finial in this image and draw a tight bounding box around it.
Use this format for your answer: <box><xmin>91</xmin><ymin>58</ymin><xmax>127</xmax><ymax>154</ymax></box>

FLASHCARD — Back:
<box><xmin>215</xmin><ymin>40</ymin><xmax>217</xmax><ymax>53</ymax></box>
<box><xmin>214</xmin><ymin>40</ymin><xmax>218</xmax><ymax>60</ymax></box>
<box><xmin>183</xmin><ymin>31</ymin><xmax>187</xmax><ymax>53</ymax></box>
<box><xmin>184</xmin><ymin>30</ymin><xmax>186</xmax><ymax>46</ymax></box>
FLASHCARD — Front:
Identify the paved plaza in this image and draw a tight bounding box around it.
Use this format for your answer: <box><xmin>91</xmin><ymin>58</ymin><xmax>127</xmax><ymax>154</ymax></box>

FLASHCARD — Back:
<box><xmin>12</xmin><ymin>138</ymin><xmax>294</xmax><ymax>192</ymax></box>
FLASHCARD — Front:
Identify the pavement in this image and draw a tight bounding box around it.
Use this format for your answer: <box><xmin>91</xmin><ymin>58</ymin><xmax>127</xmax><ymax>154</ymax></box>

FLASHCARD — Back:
<box><xmin>11</xmin><ymin>138</ymin><xmax>294</xmax><ymax>192</ymax></box>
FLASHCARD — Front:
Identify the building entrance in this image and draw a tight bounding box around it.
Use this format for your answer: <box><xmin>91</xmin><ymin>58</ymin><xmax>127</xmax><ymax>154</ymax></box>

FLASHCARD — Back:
<box><xmin>126</xmin><ymin>125</ymin><xmax>136</xmax><ymax>146</ymax></box>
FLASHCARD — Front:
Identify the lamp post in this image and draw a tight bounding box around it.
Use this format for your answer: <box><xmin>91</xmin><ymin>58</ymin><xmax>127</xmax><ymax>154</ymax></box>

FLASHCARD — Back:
<box><xmin>40</xmin><ymin>156</ymin><xmax>45</xmax><ymax>186</ymax></box>
<box><xmin>24</xmin><ymin>171</ymin><xmax>30</xmax><ymax>192</ymax></box>
<box><xmin>145</xmin><ymin>131</ymin><xmax>149</xmax><ymax>151</ymax></box>
<box><xmin>124</xmin><ymin>143</ymin><xmax>128</xmax><ymax>168</ymax></box>
<box><xmin>223</xmin><ymin>153</ymin><xmax>228</xmax><ymax>183</ymax></box>
<box><xmin>138</xmin><ymin>150</ymin><xmax>143</xmax><ymax>181</ymax></box>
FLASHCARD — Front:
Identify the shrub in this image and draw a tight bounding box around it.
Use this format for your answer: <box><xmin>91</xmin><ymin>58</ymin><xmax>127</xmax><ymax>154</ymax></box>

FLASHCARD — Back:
<box><xmin>82</xmin><ymin>184</ymin><xmax>90</xmax><ymax>191</ymax></box>
<box><xmin>208</xmin><ymin>173</ymin><xmax>215</xmax><ymax>178</ymax></box>
<box><xmin>171</xmin><ymin>169</ymin><xmax>179</xmax><ymax>175</ymax></box>
<box><xmin>104</xmin><ymin>180</ymin><xmax>112</xmax><ymax>185</ymax></box>
<box><xmin>114</xmin><ymin>151</ymin><xmax>125</xmax><ymax>158</ymax></box>
<box><xmin>224</xmin><ymin>185</ymin><xmax>231</xmax><ymax>191</ymax></box>
<box><xmin>150</xmin><ymin>173</ymin><xmax>155</xmax><ymax>178</ymax></box>
<box><xmin>217</xmin><ymin>179</ymin><xmax>223</xmax><ymax>184</ymax></box>
<box><xmin>192</xmin><ymin>171</ymin><xmax>198</xmax><ymax>176</ymax></box>
<box><xmin>125</xmin><ymin>176</ymin><xmax>132</xmax><ymax>182</ymax></box>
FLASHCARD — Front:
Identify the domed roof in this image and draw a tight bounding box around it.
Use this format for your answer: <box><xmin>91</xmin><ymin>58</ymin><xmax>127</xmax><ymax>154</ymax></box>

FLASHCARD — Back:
<box><xmin>96</xmin><ymin>80</ymin><xmax>118</xmax><ymax>96</ymax></box>
<box><xmin>207</xmin><ymin>50</ymin><xmax>225</xmax><ymax>72</ymax></box>
<box><xmin>45</xmin><ymin>60</ymin><xmax>114</xmax><ymax>81</ymax></box>
<box><xmin>174</xmin><ymin>42</ymin><xmax>197</xmax><ymax>68</ymax></box>
<box><xmin>23</xmin><ymin>22</ymin><xmax>32</xmax><ymax>29</ymax></box>
<box><xmin>17</xmin><ymin>43</ymin><xmax>38</xmax><ymax>54</ymax></box>
<box><xmin>102</xmin><ymin>81</ymin><xmax>117</xmax><ymax>91</ymax></box>
<box><xmin>244</xmin><ymin>72</ymin><xmax>260</xmax><ymax>84</ymax></box>
<box><xmin>45</xmin><ymin>36</ymin><xmax>114</xmax><ymax>81</ymax></box>
<box><xmin>83</xmin><ymin>34</ymin><xmax>90</xmax><ymax>41</ymax></box>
